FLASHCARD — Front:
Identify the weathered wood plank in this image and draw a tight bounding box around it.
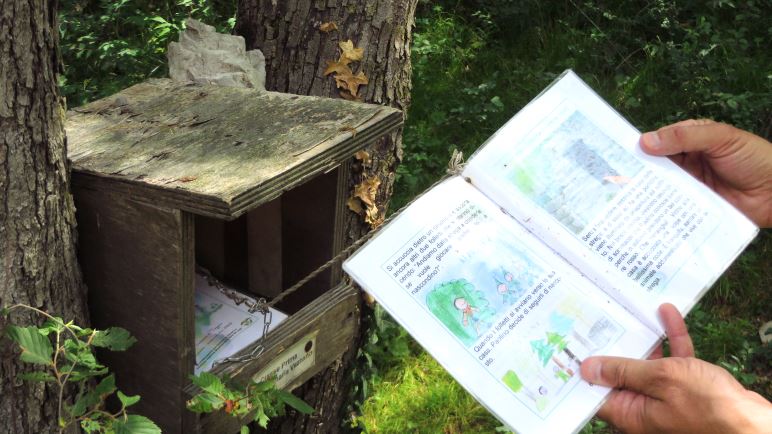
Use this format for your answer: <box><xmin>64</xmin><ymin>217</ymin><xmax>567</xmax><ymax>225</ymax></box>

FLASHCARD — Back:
<box><xmin>65</xmin><ymin>79</ymin><xmax>402</xmax><ymax>219</ymax></box>
<box><xmin>73</xmin><ymin>182</ymin><xmax>196</xmax><ymax>433</ymax></box>
<box><xmin>247</xmin><ymin>198</ymin><xmax>283</xmax><ymax>298</ymax></box>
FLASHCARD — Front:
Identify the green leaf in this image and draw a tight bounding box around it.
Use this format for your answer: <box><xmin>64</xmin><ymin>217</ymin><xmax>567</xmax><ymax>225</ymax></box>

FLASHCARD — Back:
<box><xmin>118</xmin><ymin>390</ymin><xmax>141</xmax><ymax>408</ymax></box>
<box><xmin>66</xmin><ymin>366</ymin><xmax>109</xmax><ymax>382</ymax></box>
<box><xmin>6</xmin><ymin>325</ymin><xmax>54</xmax><ymax>365</ymax></box>
<box><xmin>19</xmin><ymin>371</ymin><xmax>56</xmax><ymax>382</ymax></box>
<box><xmin>189</xmin><ymin>372</ymin><xmax>225</xmax><ymax>395</ymax></box>
<box><xmin>71</xmin><ymin>375</ymin><xmax>117</xmax><ymax>417</ymax></box>
<box><xmin>252</xmin><ymin>380</ymin><xmax>275</xmax><ymax>393</ymax></box>
<box><xmin>92</xmin><ymin>327</ymin><xmax>136</xmax><ymax>351</ymax></box>
<box><xmin>81</xmin><ymin>418</ymin><xmax>102</xmax><ymax>433</ymax></box>
<box><xmin>38</xmin><ymin>317</ymin><xmax>65</xmax><ymax>336</ymax></box>
<box><xmin>112</xmin><ymin>414</ymin><xmax>161</xmax><ymax>434</ymax></box>
<box><xmin>185</xmin><ymin>393</ymin><xmax>224</xmax><ymax>413</ymax></box>
<box><xmin>276</xmin><ymin>390</ymin><xmax>314</xmax><ymax>415</ymax></box>
<box><xmin>94</xmin><ymin>374</ymin><xmax>117</xmax><ymax>396</ymax></box>
<box><xmin>64</xmin><ymin>341</ymin><xmax>101</xmax><ymax>369</ymax></box>
<box><xmin>240</xmin><ymin>426</ymin><xmax>250</xmax><ymax>434</ymax></box>
<box><xmin>255</xmin><ymin>410</ymin><xmax>270</xmax><ymax>429</ymax></box>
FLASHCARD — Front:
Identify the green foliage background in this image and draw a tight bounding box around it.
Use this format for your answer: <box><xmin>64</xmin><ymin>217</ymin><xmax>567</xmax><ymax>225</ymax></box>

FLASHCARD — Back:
<box><xmin>59</xmin><ymin>0</ymin><xmax>235</xmax><ymax>107</ymax></box>
<box><xmin>58</xmin><ymin>0</ymin><xmax>770</xmax><ymax>433</ymax></box>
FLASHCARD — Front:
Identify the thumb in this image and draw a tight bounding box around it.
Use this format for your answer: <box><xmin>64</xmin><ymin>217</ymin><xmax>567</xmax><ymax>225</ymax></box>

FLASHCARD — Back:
<box><xmin>581</xmin><ymin>356</ymin><xmax>670</xmax><ymax>399</ymax></box>
<box><xmin>640</xmin><ymin>119</ymin><xmax>740</xmax><ymax>156</ymax></box>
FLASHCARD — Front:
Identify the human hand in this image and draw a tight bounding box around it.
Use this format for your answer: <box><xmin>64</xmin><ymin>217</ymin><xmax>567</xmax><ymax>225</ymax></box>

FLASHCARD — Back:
<box><xmin>581</xmin><ymin>303</ymin><xmax>772</xmax><ymax>434</ymax></box>
<box><xmin>640</xmin><ymin>120</ymin><xmax>772</xmax><ymax>227</ymax></box>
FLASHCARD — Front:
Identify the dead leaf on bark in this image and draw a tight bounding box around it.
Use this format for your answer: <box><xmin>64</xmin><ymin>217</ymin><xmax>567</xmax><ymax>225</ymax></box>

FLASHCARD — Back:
<box><xmin>365</xmin><ymin>206</ymin><xmax>383</xmax><ymax>228</ymax></box>
<box><xmin>346</xmin><ymin>196</ymin><xmax>364</xmax><ymax>214</ymax></box>
<box><xmin>334</xmin><ymin>70</ymin><xmax>369</xmax><ymax>97</ymax></box>
<box><xmin>319</xmin><ymin>22</ymin><xmax>338</xmax><ymax>33</ymax></box>
<box><xmin>324</xmin><ymin>40</ymin><xmax>368</xmax><ymax>100</ymax></box>
<box><xmin>339</xmin><ymin>40</ymin><xmax>364</xmax><ymax>62</ymax></box>
<box><xmin>324</xmin><ymin>60</ymin><xmax>352</xmax><ymax>76</ymax></box>
<box><xmin>348</xmin><ymin>175</ymin><xmax>382</xmax><ymax>227</ymax></box>
<box><xmin>353</xmin><ymin>176</ymin><xmax>380</xmax><ymax>207</ymax></box>
<box><xmin>354</xmin><ymin>150</ymin><xmax>371</xmax><ymax>166</ymax></box>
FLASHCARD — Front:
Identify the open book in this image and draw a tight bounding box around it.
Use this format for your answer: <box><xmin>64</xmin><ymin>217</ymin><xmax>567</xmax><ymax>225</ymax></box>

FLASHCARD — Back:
<box><xmin>343</xmin><ymin>70</ymin><xmax>758</xmax><ymax>433</ymax></box>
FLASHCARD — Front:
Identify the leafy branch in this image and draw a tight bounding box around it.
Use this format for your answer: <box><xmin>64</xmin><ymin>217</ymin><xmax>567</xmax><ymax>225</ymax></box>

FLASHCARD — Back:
<box><xmin>1</xmin><ymin>304</ymin><xmax>160</xmax><ymax>434</ymax></box>
<box><xmin>186</xmin><ymin>372</ymin><xmax>314</xmax><ymax>433</ymax></box>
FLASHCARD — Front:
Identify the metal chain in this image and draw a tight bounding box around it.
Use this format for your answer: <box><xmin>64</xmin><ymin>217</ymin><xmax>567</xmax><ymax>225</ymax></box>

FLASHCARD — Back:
<box><xmin>196</xmin><ymin>265</ymin><xmax>272</xmax><ymax>369</ymax></box>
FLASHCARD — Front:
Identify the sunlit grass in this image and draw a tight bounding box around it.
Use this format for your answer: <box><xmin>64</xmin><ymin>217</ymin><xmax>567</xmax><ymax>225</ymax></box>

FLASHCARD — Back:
<box><xmin>354</xmin><ymin>352</ymin><xmax>504</xmax><ymax>433</ymax></box>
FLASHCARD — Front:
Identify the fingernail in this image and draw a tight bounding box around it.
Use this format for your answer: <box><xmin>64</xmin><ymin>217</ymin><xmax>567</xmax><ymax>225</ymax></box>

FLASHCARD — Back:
<box><xmin>642</xmin><ymin>131</ymin><xmax>661</xmax><ymax>150</ymax></box>
<box><xmin>582</xmin><ymin>357</ymin><xmax>602</xmax><ymax>383</ymax></box>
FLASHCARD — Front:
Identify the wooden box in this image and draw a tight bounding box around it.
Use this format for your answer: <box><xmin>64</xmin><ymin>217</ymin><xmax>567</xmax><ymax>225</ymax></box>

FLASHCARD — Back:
<box><xmin>65</xmin><ymin>80</ymin><xmax>402</xmax><ymax>433</ymax></box>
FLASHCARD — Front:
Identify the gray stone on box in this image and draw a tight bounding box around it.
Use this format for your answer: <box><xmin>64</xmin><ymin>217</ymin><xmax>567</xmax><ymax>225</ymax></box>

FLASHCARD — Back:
<box><xmin>167</xmin><ymin>19</ymin><xmax>266</xmax><ymax>90</ymax></box>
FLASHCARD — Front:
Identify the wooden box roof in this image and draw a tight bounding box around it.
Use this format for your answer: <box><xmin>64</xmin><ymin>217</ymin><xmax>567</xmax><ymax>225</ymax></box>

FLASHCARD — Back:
<box><xmin>66</xmin><ymin>79</ymin><xmax>402</xmax><ymax>219</ymax></box>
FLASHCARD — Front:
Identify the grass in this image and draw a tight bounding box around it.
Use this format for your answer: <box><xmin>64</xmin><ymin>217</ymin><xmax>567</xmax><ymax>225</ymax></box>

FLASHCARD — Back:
<box><xmin>354</xmin><ymin>352</ymin><xmax>503</xmax><ymax>433</ymax></box>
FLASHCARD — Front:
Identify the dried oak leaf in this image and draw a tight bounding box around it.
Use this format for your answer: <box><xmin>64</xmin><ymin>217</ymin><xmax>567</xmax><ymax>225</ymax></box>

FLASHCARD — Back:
<box><xmin>339</xmin><ymin>40</ymin><xmax>364</xmax><ymax>62</ymax></box>
<box><xmin>354</xmin><ymin>150</ymin><xmax>371</xmax><ymax>166</ymax></box>
<box><xmin>319</xmin><ymin>22</ymin><xmax>338</xmax><ymax>33</ymax></box>
<box><xmin>348</xmin><ymin>176</ymin><xmax>383</xmax><ymax>228</ymax></box>
<box><xmin>353</xmin><ymin>176</ymin><xmax>380</xmax><ymax>207</ymax></box>
<box><xmin>365</xmin><ymin>205</ymin><xmax>383</xmax><ymax>228</ymax></box>
<box><xmin>324</xmin><ymin>60</ymin><xmax>352</xmax><ymax>76</ymax></box>
<box><xmin>334</xmin><ymin>70</ymin><xmax>369</xmax><ymax>97</ymax></box>
<box><xmin>346</xmin><ymin>196</ymin><xmax>364</xmax><ymax>214</ymax></box>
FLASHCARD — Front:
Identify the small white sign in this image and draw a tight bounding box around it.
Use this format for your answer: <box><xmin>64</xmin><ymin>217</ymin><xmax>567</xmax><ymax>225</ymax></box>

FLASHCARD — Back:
<box><xmin>253</xmin><ymin>331</ymin><xmax>318</xmax><ymax>389</ymax></box>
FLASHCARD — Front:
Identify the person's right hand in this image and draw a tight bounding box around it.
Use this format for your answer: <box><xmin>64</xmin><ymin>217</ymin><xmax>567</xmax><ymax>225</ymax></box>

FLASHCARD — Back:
<box><xmin>581</xmin><ymin>304</ymin><xmax>772</xmax><ymax>434</ymax></box>
<box><xmin>640</xmin><ymin>119</ymin><xmax>772</xmax><ymax>227</ymax></box>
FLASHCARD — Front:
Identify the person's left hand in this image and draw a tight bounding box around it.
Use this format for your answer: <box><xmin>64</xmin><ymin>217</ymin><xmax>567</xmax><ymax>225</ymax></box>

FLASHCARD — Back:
<box><xmin>580</xmin><ymin>304</ymin><xmax>772</xmax><ymax>434</ymax></box>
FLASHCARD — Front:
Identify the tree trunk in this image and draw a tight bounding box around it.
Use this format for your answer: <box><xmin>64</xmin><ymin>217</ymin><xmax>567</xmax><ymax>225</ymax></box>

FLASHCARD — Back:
<box><xmin>0</xmin><ymin>1</ymin><xmax>88</xmax><ymax>432</ymax></box>
<box><xmin>234</xmin><ymin>0</ymin><xmax>417</xmax><ymax>432</ymax></box>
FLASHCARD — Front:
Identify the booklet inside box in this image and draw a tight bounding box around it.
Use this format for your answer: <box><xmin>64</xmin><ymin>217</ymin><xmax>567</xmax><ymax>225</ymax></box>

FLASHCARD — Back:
<box><xmin>193</xmin><ymin>168</ymin><xmax>342</xmax><ymax>374</ymax></box>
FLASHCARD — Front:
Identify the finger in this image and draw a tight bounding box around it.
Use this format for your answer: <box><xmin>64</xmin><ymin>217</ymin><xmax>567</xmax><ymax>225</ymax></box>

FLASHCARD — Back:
<box><xmin>581</xmin><ymin>356</ymin><xmax>668</xmax><ymax>399</ymax></box>
<box><xmin>640</xmin><ymin>120</ymin><xmax>741</xmax><ymax>157</ymax></box>
<box><xmin>648</xmin><ymin>344</ymin><xmax>663</xmax><ymax>360</ymax></box>
<box><xmin>658</xmin><ymin>303</ymin><xmax>694</xmax><ymax>357</ymax></box>
<box><xmin>640</xmin><ymin>119</ymin><xmax>712</xmax><ymax>155</ymax></box>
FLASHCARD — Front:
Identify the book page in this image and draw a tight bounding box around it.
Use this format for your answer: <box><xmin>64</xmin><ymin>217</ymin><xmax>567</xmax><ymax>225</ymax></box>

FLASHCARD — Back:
<box><xmin>344</xmin><ymin>177</ymin><xmax>659</xmax><ymax>434</ymax></box>
<box><xmin>463</xmin><ymin>71</ymin><xmax>758</xmax><ymax>332</ymax></box>
<box><xmin>195</xmin><ymin>273</ymin><xmax>287</xmax><ymax>374</ymax></box>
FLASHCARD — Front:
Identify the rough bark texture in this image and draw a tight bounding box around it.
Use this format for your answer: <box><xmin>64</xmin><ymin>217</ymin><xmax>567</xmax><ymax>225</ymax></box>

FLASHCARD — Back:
<box><xmin>0</xmin><ymin>1</ymin><xmax>88</xmax><ymax>432</ymax></box>
<box><xmin>234</xmin><ymin>0</ymin><xmax>417</xmax><ymax>432</ymax></box>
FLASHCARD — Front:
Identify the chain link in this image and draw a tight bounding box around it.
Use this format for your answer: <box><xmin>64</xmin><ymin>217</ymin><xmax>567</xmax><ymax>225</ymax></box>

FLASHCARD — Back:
<box><xmin>196</xmin><ymin>265</ymin><xmax>272</xmax><ymax>369</ymax></box>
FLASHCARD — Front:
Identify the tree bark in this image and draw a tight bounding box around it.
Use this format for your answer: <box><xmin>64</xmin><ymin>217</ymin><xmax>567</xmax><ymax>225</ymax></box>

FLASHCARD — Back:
<box><xmin>234</xmin><ymin>0</ymin><xmax>417</xmax><ymax>432</ymax></box>
<box><xmin>0</xmin><ymin>1</ymin><xmax>88</xmax><ymax>432</ymax></box>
